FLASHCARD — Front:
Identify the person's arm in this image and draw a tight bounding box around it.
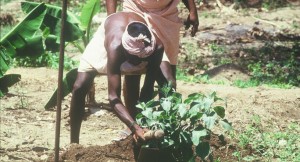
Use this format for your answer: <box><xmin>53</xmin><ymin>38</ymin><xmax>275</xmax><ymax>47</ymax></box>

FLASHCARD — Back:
<box><xmin>105</xmin><ymin>22</ymin><xmax>145</xmax><ymax>141</ymax></box>
<box><xmin>106</xmin><ymin>44</ymin><xmax>140</xmax><ymax>132</ymax></box>
<box><xmin>140</xmin><ymin>46</ymin><xmax>164</xmax><ymax>102</ymax></box>
<box><xmin>105</xmin><ymin>0</ymin><xmax>118</xmax><ymax>16</ymax></box>
<box><xmin>182</xmin><ymin>0</ymin><xmax>199</xmax><ymax>36</ymax></box>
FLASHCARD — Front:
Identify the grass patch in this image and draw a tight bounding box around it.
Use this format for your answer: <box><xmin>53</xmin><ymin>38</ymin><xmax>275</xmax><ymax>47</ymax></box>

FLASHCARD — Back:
<box><xmin>176</xmin><ymin>69</ymin><xmax>226</xmax><ymax>85</ymax></box>
<box><xmin>200</xmin><ymin>11</ymin><xmax>219</xmax><ymax>19</ymax></box>
<box><xmin>244</xmin><ymin>41</ymin><xmax>300</xmax><ymax>87</ymax></box>
<box><xmin>231</xmin><ymin>115</ymin><xmax>300</xmax><ymax>161</ymax></box>
<box><xmin>178</xmin><ymin>41</ymin><xmax>300</xmax><ymax>88</ymax></box>
<box><xmin>233</xmin><ymin>79</ymin><xmax>294</xmax><ymax>89</ymax></box>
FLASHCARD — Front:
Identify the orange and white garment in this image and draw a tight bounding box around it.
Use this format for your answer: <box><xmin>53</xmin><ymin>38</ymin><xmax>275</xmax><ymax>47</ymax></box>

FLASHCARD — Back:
<box><xmin>78</xmin><ymin>0</ymin><xmax>182</xmax><ymax>74</ymax></box>
<box><xmin>78</xmin><ymin>21</ymin><xmax>108</xmax><ymax>74</ymax></box>
<box><xmin>123</xmin><ymin>0</ymin><xmax>182</xmax><ymax>65</ymax></box>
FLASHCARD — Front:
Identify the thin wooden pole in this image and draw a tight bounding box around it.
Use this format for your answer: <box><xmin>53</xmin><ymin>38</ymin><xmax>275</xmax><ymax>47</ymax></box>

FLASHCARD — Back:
<box><xmin>55</xmin><ymin>0</ymin><xmax>68</xmax><ymax>161</ymax></box>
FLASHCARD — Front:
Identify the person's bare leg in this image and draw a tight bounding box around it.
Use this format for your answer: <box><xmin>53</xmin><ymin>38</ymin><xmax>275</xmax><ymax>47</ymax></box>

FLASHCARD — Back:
<box><xmin>70</xmin><ymin>71</ymin><xmax>97</xmax><ymax>143</ymax></box>
<box><xmin>86</xmin><ymin>83</ymin><xmax>96</xmax><ymax>106</ymax></box>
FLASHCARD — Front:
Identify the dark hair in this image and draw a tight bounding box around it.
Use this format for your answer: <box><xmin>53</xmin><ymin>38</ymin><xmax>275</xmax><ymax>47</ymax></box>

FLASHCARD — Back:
<box><xmin>127</xmin><ymin>22</ymin><xmax>151</xmax><ymax>46</ymax></box>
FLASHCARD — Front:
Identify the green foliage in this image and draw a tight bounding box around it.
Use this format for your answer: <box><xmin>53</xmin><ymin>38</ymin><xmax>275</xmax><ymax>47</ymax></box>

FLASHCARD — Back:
<box><xmin>209</xmin><ymin>43</ymin><xmax>226</xmax><ymax>55</ymax></box>
<box><xmin>176</xmin><ymin>69</ymin><xmax>225</xmax><ymax>85</ymax></box>
<box><xmin>262</xmin><ymin>0</ymin><xmax>287</xmax><ymax>10</ymax></box>
<box><xmin>0</xmin><ymin>1</ymin><xmax>89</xmax><ymax>97</ymax></box>
<box><xmin>233</xmin><ymin>79</ymin><xmax>294</xmax><ymax>89</ymax></box>
<box><xmin>44</xmin><ymin>68</ymin><xmax>78</xmax><ymax>109</ymax></box>
<box><xmin>13</xmin><ymin>52</ymin><xmax>78</xmax><ymax>71</ymax></box>
<box><xmin>0</xmin><ymin>2</ymin><xmax>83</xmax><ymax>75</ymax></box>
<box><xmin>233</xmin><ymin>79</ymin><xmax>260</xmax><ymax>88</ymax></box>
<box><xmin>0</xmin><ymin>46</ymin><xmax>12</xmax><ymax>77</ymax></box>
<box><xmin>245</xmin><ymin>42</ymin><xmax>300</xmax><ymax>87</ymax></box>
<box><xmin>21</xmin><ymin>1</ymin><xmax>83</xmax><ymax>43</ymax></box>
<box><xmin>201</xmin><ymin>11</ymin><xmax>218</xmax><ymax>19</ymax></box>
<box><xmin>1</xmin><ymin>0</ymin><xmax>13</xmax><ymax>3</ymax></box>
<box><xmin>208</xmin><ymin>43</ymin><xmax>232</xmax><ymax>67</ymax></box>
<box><xmin>0</xmin><ymin>3</ymin><xmax>47</xmax><ymax>77</ymax></box>
<box><xmin>80</xmin><ymin>0</ymin><xmax>101</xmax><ymax>43</ymax></box>
<box><xmin>234</xmin><ymin>116</ymin><xmax>300</xmax><ymax>161</ymax></box>
<box><xmin>0</xmin><ymin>3</ymin><xmax>49</xmax><ymax>95</ymax></box>
<box><xmin>178</xmin><ymin>41</ymin><xmax>300</xmax><ymax>88</ymax></box>
<box><xmin>136</xmin><ymin>86</ymin><xmax>232</xmax><ymax>161</ymax></box>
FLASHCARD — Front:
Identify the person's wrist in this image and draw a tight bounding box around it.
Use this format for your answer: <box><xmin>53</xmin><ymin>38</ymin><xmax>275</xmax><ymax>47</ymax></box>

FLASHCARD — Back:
<box><xmin>129</xmin><ymin>121</ymin><xmax>137</xmax><ymax>133</ymax></box>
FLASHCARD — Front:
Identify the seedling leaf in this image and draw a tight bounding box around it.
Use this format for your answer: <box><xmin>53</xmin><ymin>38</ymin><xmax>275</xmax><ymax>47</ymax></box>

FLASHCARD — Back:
<box><xmin>196</xmin><ymin>142</ymin><xmax>210</xmax><ymax>160</ymax></box>
<box><xmin>214</xmin><ymin>106</ymin><xmax>225</xmax><ymax>118</ymax></box>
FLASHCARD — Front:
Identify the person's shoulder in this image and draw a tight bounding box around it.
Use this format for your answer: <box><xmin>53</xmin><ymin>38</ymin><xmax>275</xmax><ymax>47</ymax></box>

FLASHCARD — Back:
<box><xmin>105</xmin><ymin>12</ymin><xmax>145</xmax><ymax>26</ymax></box>
<box><xmin>105</xmin><ymin>12</ymin><xmax>130</xmax><ymax>25</ymax></box>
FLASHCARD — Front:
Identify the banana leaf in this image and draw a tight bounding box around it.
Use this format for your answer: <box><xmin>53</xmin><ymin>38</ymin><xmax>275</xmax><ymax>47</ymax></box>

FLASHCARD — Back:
<box><xmin>0</xmin><ymin>74</ymin><xmax>21</xmax><ymax>97</ymax></box>
<box><xmin>80</xmin><ymin>0</ymin><xmax>100</xmax><ymax>42</ymax></box>
<box><xmin>0</xmin><ymin>2</ymin><xmax>85</xmax><ymax>98</ymax></box>
<box><xmin>15</xmin><ymin>36</ymin><xmax>45</xmax><ymax>56</ymax></box>
<box><xmin>0</xmin><ymin>47</ymin><xmax>12</xmax><ymax>77</ymax></box>
<box><xmin>0</xmin><ymin>3</ymin><xmax>46</xmax><ymax>77</ymax></box>
<box><xmin>45</xmin><ymin>35</ymin><xmax>59</xmax><ymax>52</ymax></box>
<box><xmin>21</xmin><ymin>1</ymin><xmax>83</xmax><ymax>42</ymax></box>
<box><xmin>44</xmin><ymin>68</ymin><xmax>78</xmax><ymax>109</ymax></box>
<box><xmin>0</xmin><ymin>3</ymin><xmax>46</xmax><ymax>57</ymax></box>
<box><xmin>21</xmin><ymin>1</ymin><xmax>81</xmax><ymax>25</ymax></box>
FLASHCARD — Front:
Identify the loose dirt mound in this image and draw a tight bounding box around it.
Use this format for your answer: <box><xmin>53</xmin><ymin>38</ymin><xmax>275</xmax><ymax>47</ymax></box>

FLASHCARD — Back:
<box><xmin>54</xmin><ymin>133</ymin><xmax>238</xmax><ymax>162</ymax></box>
<box><xmin>58</xmin><ymin>137</ymin><xmax>135</xmax><ymax>162</ymax></box>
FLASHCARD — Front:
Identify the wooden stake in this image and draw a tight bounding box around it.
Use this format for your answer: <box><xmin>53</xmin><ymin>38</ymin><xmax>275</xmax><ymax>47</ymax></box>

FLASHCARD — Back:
<box><xmin>55</xmin><ymin>0</ymin><xmax>67</xmax><ymax>161</ymax></box>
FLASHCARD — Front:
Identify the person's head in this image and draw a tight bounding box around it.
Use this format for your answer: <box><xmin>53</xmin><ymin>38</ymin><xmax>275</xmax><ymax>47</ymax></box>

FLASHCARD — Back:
<box><xmin>122</xmin><ymin>21</ymin><xmax>156</xmax><ymax>65</ymax></box>
<box><xmin>127</xmin><ymin>22</ymin><xmax>152</xmax><ymax>46</ymax></box>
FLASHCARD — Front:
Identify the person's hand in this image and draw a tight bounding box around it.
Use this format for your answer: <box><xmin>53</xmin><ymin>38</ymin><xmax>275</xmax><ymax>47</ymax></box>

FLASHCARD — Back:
<box><xmin>184</xmin><ymin>11</ymin><xmax>199</xmax><ymax>37</ymax></box>
<box><xmin>132</xmin><ymin>126</ymin><xmax>146</xmax><ymax>144</ymax></box>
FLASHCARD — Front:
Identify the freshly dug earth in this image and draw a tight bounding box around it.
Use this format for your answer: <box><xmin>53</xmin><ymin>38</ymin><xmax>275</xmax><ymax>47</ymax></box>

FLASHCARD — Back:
<box><xmin>57</xmin><ymin>133</ymin><xmax>235</xmax><ymax>162</ymax></box>
<box><xmin>1</xmin><ymin>1</ymin><xmax>300</xmax><ymax>162</ymax></box>
<box><xmin>58</xmin><ymin>137</ymin><xmax>135</xmax><ymax>162</ymax></box>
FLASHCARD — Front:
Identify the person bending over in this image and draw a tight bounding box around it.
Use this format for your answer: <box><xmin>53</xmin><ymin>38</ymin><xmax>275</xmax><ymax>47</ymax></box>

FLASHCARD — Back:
<box><xmin>105</xmin><ymin>0</ymin><xmax>199</xmax><ymax>89</ymax></box>
<box><xmin>70</xmin><ymin>12</ymin><xmax>164</xmax><ymax>144</ymax></box>
<box><xmin>102</xmin><ymin>0</ymin><xmax>199</xmax><ymax>138</ymax></box>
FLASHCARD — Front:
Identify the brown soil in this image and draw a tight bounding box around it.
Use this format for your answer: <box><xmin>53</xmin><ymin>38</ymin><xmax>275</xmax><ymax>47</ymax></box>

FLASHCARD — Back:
<box><xmin>58</xmin><ymin>137</ymin><xmax>135</xmax><ymax>162</ymax></box>
<box><xmin>1</xmin><ymin>66</ymin><xmax>299</xmax><ymax>162</ymax></box>
<box><xmin>1</xmin><ymin>1</ymin><xmax>300</xmax><ymax>162</ymax></box>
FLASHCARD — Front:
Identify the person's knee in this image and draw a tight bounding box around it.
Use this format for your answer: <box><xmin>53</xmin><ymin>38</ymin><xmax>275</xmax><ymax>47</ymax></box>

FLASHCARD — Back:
<box><xmin>72</xmin><ymin>81</ymin><xmax>85</xmax><ymax>94</ymax></box>
<box><xmin>72</xmin><ymin>72</ymin><xmax>95</xmax><ymax>95</ymax></box>
<box><xmin>72</xmin><ymin>80</ymin><xmax>92</xmax><ymax>98</ymax></box>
